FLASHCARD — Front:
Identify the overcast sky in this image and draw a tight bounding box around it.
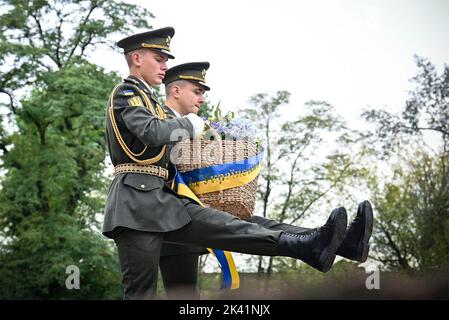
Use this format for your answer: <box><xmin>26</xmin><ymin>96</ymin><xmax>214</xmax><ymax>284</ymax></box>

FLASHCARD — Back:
<box><xmin>92</xmin><ymin>0</ymin><xmax>449</xmax><ymax>128</ymax></box>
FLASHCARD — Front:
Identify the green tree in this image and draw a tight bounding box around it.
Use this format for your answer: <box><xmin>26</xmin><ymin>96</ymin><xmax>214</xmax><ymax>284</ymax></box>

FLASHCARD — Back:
<box><xmin>0</xmin><ymin>0</ymin><xmax>155</xmax><ymax>298</ymax></box>
<box><xmin>368</xmin><ymin>147</ymin><xmax>449</xmax><ymax>271</ymax></box>
<box><xmin>363</xmin><ymin>56</ymin><xmax>449</xmax><ymax>271</ymax></box>
<box><xmin>240</xmin><ymin>94</ymin><xmax>366</xmax><ymax>275</ymax></box>
<box><xmin>240</xmin><ymin>91</ymin><xmax>288</xmax><ymax>273</ymax></box>
<box><xmin>0</xmin><ymin>0</ymin><xmax>153</xmax><ymax>104</ymax></box>
<box><xmin>0</xmin><ymin>213</ymin><xmax>121</xmax><ymax>299</ymax></box>
<box><xmin>241</xmin><ymin>91</ymin><xmax>290</xmax><ymax>222</ymax></box>
<box><xmin>363</xmin><ymin>55</ymin><xmax>449</xmax><ymax>155</ymax></box>
<box><xmin>269</xmin><ymin>101</ymin><xmax>367</xmax><ymax>274</ymax></box>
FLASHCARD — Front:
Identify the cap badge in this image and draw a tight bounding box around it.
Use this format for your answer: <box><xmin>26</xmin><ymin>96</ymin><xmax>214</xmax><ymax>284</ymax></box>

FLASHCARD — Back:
<box><xmin>166</xmin><ymin>36</ymin><xmax>171</xmax><ymax>46</ymax></box>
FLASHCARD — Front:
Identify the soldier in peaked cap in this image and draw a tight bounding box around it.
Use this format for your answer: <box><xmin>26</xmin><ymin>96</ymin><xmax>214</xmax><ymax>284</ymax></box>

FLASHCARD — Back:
<box><xmin>102</xmin><ymin>27</ymin><xmax>373</xmax><ymax>300</ymax></box>
<box><xmin>164</xmin><ymin>61</ymin><xmax>210</xmax><ymax>90</ymax></box>
<box><xmin>154</xmin><ymin>62</ymin><xmax>211</xmax><ymax>300</ymax></box>
<box><xmin>116</xmin><ymin>27</ymin><xmax>175</xmax><ymax>58</ymax></box>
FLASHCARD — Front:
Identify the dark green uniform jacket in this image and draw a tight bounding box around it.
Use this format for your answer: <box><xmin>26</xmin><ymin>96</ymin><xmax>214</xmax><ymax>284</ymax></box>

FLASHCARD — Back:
<box><xmin>102</xmin><ymin>76</ymin><xmax>195</xmax><ymax>239</ymax></box>
<box><xmin>160</xmin><ymin>104</ymin><xmax>209</xmax><ymax>256</ymax></box>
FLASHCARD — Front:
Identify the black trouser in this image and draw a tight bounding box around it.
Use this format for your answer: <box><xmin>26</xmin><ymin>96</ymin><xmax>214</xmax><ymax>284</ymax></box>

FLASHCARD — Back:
<box><xmin>157</xmin><ymin>216</ymin><xmax>312</xmax><ymax>299</ymax></box>
<box><xmin>160</xmin><ymin>253</ymin><xmax>199</xmax><ymax>300</ymax></box>
<box><xmin>250</xmin><ymin>215</ymin><xmax>310</xmax><ymax>234</ymax></box>
<box><xmin>115</xmin><ymin>200</ymin><xmax>304</xmax><ymax>300</ymax></box>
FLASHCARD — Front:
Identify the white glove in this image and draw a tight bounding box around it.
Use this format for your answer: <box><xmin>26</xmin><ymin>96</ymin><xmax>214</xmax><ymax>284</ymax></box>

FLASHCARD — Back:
<box><xmin>184</xmin><ymin>113</ymin><xmax>205</xmax><ymax>139</ymax></box>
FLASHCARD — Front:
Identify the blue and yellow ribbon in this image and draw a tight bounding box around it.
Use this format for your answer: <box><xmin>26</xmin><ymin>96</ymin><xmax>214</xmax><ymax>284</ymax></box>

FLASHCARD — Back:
<box><xmin>173</xmin><ymin>149</ymin><xmax>264</xmax><ymax>290</ymax></box>
<box><xmin>180</xmin><ymin>151</ymin><xmax>264</xmax><ymax>194</ymax></box>
<box><xmin>207</xmin><ymin>249</ymin><xmax>240</xmax><ymax>289</ymax></box>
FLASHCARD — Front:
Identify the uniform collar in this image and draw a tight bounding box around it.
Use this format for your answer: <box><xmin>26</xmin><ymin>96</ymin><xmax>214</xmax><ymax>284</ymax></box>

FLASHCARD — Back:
<box><xmin>163</xmin><ymin>104</ymin><xmax>181</xmax><ymax>119</ymax></box>
<box><xmin>137</xmin><ymin>77</ymin><xmax>156</xmax><ymax>95</ymax></box>
<box><xmin>125</xmin><ymin>75</ymin><xmax>158</xmax><ymax>98</ymax></box>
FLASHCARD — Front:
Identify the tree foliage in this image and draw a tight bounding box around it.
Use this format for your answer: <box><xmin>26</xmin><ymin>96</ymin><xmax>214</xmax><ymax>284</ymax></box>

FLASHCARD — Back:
<box><xmin>370</xmin><ymin>148</ymin><xmax>449</xmax><ymax>271</ymax></box>
<box><xmin>0</xmin><ymin>0</ymin><xmax>154</xmax><ymax>298</ymax></box>
<box><xmin>0</xmin><ymin>0</ymin><xmax>153</xmax><ymax>100</ymax></box>
<box><xmin>364</xmin><ymin>57</ymin><xmax>449</xmax><ymax>271</ymax></box>
<box><xmin>0</xmin><ymin>213</ymin><xmax>122</xmax><ymax>299</ymax></box>
<box><xmin>0</xmin><ymin>61</ymin><xmax>120</xmax><ymax>235</ymax></box>
<box><xmin>239</xmin><ymin>94</ymin><xmax>366</xmax><ymax>274</ymax></box>
<box><xmin>362</xmin><ymin>55</ymin><xmax>449</xmax><ymax>155</ymax></box>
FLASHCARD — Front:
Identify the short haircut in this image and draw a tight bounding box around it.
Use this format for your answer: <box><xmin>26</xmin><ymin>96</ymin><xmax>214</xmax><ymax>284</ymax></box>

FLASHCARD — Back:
<box><xmin>124</xmin><ymin>49</ymin><xmax>148</xmax><ymax>68</ymax></box>
<box><xmin>165</xmin><ymin>80</ymin><xmax>188</xmax><ymax>97</ymax></box>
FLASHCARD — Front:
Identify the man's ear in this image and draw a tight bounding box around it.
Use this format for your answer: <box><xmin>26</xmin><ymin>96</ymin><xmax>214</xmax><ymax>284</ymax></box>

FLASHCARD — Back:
<box><xmin>132</xmin><ymin>51</ymin><xmax>141</xmax><ymax>67</ymax></box>
<box><xmin>172</xmin><ymin>85</ymin><xmax>181</xmax><ymax>98</ymax></box>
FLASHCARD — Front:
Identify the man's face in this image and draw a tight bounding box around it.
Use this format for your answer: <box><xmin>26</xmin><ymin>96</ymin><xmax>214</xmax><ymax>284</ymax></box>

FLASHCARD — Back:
<box><xmin>133</xmin><ymin>49</ymin><xmax>169</xmax><ymax>86</ymax></box>
<box><xmin>177</xmin><ymin>82</ymin><xmax>206</xmax><ymax>115</ymax></box>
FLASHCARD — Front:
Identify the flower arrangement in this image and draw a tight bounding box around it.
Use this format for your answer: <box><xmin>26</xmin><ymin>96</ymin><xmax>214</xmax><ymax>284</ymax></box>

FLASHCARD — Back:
<box><xmin>202</xmin><ymin>104</ymin><xmax>263</xmax><ymax>150</ymax></box>
<box><xmin>172</xmin><ymin>104</ymin><xmax>264</xmax><ymax>219</ymax></box>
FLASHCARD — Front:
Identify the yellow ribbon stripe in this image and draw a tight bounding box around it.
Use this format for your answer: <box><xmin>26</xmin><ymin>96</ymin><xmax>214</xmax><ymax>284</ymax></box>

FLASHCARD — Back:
<box><xmin>189</xmin><ymin>164</ymin><xmax>261</xmax><ymax>195</ymax></box>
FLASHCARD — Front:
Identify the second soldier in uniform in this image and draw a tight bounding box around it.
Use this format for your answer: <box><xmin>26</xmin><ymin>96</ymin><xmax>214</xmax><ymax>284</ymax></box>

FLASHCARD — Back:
<box><xmin>158</xmin><ymin>62</ymin><xmax>212</xmax><ymax>299</ymax></box>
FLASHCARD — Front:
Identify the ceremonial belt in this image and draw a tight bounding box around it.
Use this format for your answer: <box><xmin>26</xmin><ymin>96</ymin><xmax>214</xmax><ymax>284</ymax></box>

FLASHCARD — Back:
<box><xmin>114</xmin><ymin>163</ymin><xmax>169</xmax><ymax>180</ymax></box>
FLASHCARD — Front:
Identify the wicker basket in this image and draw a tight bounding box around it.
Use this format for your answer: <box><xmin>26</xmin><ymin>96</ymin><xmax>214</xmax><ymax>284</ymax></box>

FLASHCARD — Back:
<box><xmin>174</xmin><ymin>130</ymin><xmax>260</xmax><ymax>220</ymax></box>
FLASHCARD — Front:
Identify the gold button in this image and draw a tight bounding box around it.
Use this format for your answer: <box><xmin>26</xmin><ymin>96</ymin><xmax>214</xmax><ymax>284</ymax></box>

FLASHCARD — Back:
<box><xmin>140</xmin><ymin>184</ymin><xmax>146</xmax><ymax>188</ymax></box>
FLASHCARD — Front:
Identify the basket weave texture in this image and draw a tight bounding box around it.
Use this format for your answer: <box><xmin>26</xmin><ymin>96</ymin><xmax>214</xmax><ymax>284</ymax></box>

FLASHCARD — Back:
<box><xmin>175</xmin><ymin>135</ymin><xmax>259</xmax><ymax>220</ymax></box>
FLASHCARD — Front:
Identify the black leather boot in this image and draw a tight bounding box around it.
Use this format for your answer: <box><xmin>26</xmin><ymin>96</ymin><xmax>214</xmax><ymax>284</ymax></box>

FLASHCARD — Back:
<box><xmin>336</xmin><ymin>200</ymin><xmax>373</xmax><ymax>262</ymax></box>
<box><xmin>278</xmin><ymin>207</ymin><xmax>347</xmax><ymax>272</ymax></box>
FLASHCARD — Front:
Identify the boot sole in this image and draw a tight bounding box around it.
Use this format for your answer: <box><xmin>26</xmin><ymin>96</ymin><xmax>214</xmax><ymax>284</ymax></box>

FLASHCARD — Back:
<box><xmin>356</xmin><ymin>200</ymin><xmax>374</xmax><ymax>263</ymax></box>
<box><xmin>319</xmin><ymin>208</ymin><xmax>348</xmax><ymax>272</ymax></box>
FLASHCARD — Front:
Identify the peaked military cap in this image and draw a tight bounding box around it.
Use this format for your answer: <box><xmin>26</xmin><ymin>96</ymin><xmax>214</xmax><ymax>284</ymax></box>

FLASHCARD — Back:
<box><xmin>163</xmin><ymin>62</ymin><xmax>210</xmax><ymax>91</ymax></box>
<box><xmin>117</xmin><ymin>27</ymin><xmax>175</xmax><ymax>59</ymax></box>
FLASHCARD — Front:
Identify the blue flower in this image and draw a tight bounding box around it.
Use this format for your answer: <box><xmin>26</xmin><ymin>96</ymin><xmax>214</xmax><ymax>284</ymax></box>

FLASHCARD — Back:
<box><xmin>203</xmin><ymin>109</ymin><xmax>262</xmax><ymax>145</ymax></box>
